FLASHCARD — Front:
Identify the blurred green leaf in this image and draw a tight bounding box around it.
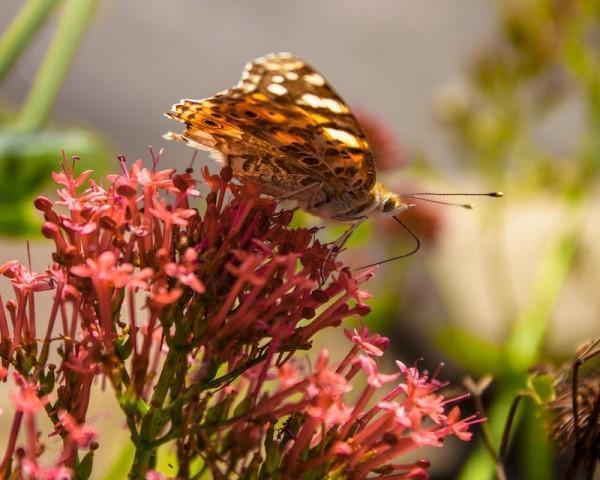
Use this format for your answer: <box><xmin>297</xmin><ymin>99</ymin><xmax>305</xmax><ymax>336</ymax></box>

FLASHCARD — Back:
<box><xmin>0</xmin><ymin>128</ymin><xmax>108</xmax><ymax>235</ymax></box>
<box><xmin>102</xmin><ymin>442</ymin><xmax>134</xmax><ymax>480</ymax></box>
<box><xmin>519</xmin><ymin>401</ymin><xmax>554</xmax><ymax>480</ymax></box>
<box><xmin>436</xmin><ymin>326</ymin><xmax>502</xmax><ymax>375</ymax></box>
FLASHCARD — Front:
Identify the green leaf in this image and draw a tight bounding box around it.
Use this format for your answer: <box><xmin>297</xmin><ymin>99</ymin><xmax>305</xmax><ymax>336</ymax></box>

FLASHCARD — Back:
<box><xmin>76</xmin><ymin>450</ymin><xmax>94</xmax><ymax>480</ymax></box>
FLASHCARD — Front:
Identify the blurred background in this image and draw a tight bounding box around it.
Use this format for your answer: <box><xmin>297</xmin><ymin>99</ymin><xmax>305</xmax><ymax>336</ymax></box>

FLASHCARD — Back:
<box><xmin>0</xmin><ymin>1</ymin><xmax>598</xmax><ymax>479</ymax></box>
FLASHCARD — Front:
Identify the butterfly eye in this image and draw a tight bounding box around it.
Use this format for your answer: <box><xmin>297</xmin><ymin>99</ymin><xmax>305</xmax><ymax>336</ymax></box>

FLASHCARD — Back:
<box><xmin>382</xmin><ymin>199</ymin><xmax>396</xmax><ymax>212</ymax></box>
<box><xmin>203</xmin><ymin>119</ymin><xmax>221</xmax><ymax>128</ymax></box>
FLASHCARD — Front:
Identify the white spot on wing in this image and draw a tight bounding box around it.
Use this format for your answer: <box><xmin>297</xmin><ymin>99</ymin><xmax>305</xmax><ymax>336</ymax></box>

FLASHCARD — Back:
<box><xmin>286</xmin><ymin>71</ymin><xmax>299</xmax><ymax>80</ymax></box>
<box><xmin>272</xmin><ymin>74</ymin><xmax>285</xmax><ymax>83</ymax></box>
<box><xmin>303</xmin><ymin>73</ymin><xmax>325</xmax><ymax>86</ymax></box>
<box><xmin>322</xmin><ymin>127</ymin><xmax>360</xmax><ymax>148</ymax></box>
<box><xmin>299</xmin><ymin>93</ymin><xmax>349</xmax><ymax>114</ymax></box>
<box><xmin>267</xmin><ymin>83</ymin><xmax>288</xmax><ymax>96</ymax></box>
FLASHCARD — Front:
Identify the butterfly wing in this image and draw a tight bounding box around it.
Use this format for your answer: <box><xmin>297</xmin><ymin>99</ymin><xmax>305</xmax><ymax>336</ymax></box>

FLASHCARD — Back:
<box><xmin>165</xmin><ymin>52</ymin><xmax>376</xmax><ymax>200</ymax></box>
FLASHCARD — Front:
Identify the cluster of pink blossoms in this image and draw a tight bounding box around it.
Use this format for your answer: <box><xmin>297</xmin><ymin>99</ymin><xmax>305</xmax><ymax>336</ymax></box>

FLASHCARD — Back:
<box><xmin>0</xmin><ymin>152</ymin><xmax>480</xmax><ymax>479</ymax></box>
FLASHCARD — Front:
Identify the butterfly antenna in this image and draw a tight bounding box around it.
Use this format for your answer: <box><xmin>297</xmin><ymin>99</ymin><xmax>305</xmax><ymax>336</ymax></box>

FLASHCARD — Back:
<box><xmin>399</xmin><ymin>195</ymin><xmax>474</xmax><ymax>209</ymax></box>
<box><xmin>355</xmin><ymin>216</ymin><xmax>420</xmax><ymax>270</ymax></box>
<box><xmin>399</xmin><ymin>191</ymin><xmax>504</xmax><ymax>197</ymax></box>
<box><xmin>397</xmin><ymin>191</ymin><xmax>502</xmax><ymax>210</ymax></box>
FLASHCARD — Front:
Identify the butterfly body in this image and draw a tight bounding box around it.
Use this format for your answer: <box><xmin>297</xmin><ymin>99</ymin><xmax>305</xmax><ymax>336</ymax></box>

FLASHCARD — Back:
<box><xmin>165</xmin><ymin>52</ymin><xmax>411</xmax><ymax>223</ymax></box>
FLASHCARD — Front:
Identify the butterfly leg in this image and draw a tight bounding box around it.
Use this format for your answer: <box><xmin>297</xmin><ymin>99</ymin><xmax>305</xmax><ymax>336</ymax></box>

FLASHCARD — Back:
<box><xmin>332</xmin><ymin>219</ymin><xmax>364</xmax><ymax>252</ymax></box>
<box><xmin>320</xmin><ymin>218</ymin><xmax>366</xmax><ymax>285</ymax></box>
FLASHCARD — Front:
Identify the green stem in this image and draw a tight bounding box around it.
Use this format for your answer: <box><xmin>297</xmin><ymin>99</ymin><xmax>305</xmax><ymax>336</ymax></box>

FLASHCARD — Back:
<box><xmin>129</xmin><ymin>346</ymin><xmax>184</xmax><ymax>479</ymax></box>
<box><xmin>13</xmin><ymin>0</ymin><xmax>98</xmax><ymax>133</ymax></box>
<box><xmin>0</xmin><ymin>0</ymin><xmax>59</xmax><ymax>83</ymax></box>
<box><xmin>459</xmin><ymin>376</ymin><xmax>523</xmax><ymax>480</ymax></box>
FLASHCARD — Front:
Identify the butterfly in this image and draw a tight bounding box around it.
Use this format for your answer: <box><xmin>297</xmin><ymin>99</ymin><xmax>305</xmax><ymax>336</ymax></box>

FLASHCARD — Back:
<box><xmin>164</xmin><ymin>52</ymin><xmax>413</xmax><ymax>231</ymax></box>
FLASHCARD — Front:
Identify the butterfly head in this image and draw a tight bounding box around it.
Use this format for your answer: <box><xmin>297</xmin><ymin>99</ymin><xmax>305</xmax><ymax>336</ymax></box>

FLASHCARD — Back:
<box><xmin>372</xmin><ymin>184</ymin><xmax>415</xmax><ymax>218</ymax></box>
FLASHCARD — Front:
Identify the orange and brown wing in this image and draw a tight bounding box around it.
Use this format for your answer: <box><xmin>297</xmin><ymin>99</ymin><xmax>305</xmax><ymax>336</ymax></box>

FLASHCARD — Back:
<box><xmin>165</xmin><ymin>52</ymin><xmax>376</xmax><ymax>196</ymax></box>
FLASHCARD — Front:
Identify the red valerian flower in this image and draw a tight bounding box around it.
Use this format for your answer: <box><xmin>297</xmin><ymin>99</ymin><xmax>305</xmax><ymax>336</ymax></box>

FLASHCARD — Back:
<box><xmin>0</xmin><ymin>155</ymin><xmax>478</xmax><ymax>480</ymax></box>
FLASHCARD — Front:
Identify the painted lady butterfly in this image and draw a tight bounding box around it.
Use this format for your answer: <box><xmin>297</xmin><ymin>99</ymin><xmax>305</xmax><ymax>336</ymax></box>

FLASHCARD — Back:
<box><xmin>165</xmin><ymin>52</ymin><xmax>412</xmax><ymax>227</ymax></box>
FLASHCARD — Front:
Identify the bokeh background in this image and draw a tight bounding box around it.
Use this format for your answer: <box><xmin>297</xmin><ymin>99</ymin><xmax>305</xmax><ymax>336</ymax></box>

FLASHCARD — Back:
<box><xmin>0</xmin><ymin>1</ymin><xmax>598</xmax><ymax>479</ymax></box>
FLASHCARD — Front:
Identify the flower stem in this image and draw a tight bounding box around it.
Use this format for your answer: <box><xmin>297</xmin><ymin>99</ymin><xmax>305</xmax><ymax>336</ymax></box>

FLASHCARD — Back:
<box><xmin>129</xmin><ymin>312</ymin><xmax>191</xmax><ymax>479</ymax></box>
<box><xmin>0</xmin><ymin>0</ymin><xmax>59</xmax><ymax>84</ymax></box>
<box><xmin>13</xmin><ymin>0</ymin><xmax>98</xmax><ymax>133</ymax></box>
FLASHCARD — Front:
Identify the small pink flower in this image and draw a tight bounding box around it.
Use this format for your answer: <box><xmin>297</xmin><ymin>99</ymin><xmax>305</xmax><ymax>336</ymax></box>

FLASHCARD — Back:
<box><xmin>23</xmin><ymin>460</ymin><xmax>72</xmax><ymax>480</ymax></box>
<box><xmin>149</xmin><ymin>199</ymin><xmax>196</xmax><ymax>227</ymax></box>
<box><xmin>58</xmin><ymin>410</ymin><xmax>98</xmax><ymax>448</ymax></box>
<box><xmin>164</xmin><ymin>248</ymin><xmax>205</xmax><ymax>293</ymax></box>
<box><xmin>145</xmin><ymin>471</ymin><xmax>168</xmax><ymax>480</ymax></box>
<box><xmin>0</xmin><ymin>260</ymin><xmax>18</xmax><ymax>275</ymax></box>
<box><xmin>2</xmin><ymin>263</ymin><xmax>54</xmax><ymax>293</ymax></box>
<box><xmin>10</xmin><ymin>373</ymin><xmax>49</xmax><ymax>414</ymax></box>
<box><xmin>353</xmin><ymin>355</ymin><xmax>400</xmax><ymax>388</ymax></box>
<box><xmin>137</xmin><ymin>165</ymin><xmax>174</xmax><ymax>190</ymax></box>
<box><xmin>150</xmin><ymin>286</ymin><xmax>182</xmax><ymax>306</ymax></box>
<box><xmin>442</xmin><ymin>406</ymin><xmax>475</xmax><ymax>441</ymax></box>
<box><xmin>344</xmin><ymin>326</ymin><xmax>389</xmax><ymax>357</ymax></box>
<box><xmin>71</xmin><ymin>251</ymin><xmax>134</xmax><ymax>288</ymax></box>
<box><xmin>331</xmin><ymin>441</ymin><xmax>353</xmax><ymax>456</ymax></box>
<box><xmin>52</xmin><ymin>168</ymin><xmax>93</xmax><ymax>189</ymax></box>
<box><xmin>62</xmin><ymin>219</ymin><xmax>97</xmax><ymax>235</ymax></box>
<box><xmin>307</xmin><ymin>393</ymin><xmax>353</xmax><ymax>425</ymax></box>
<box><xmin>278</xmin><ymin>363</ymin><xmax>301</xmax><ymax>389</ymax></box>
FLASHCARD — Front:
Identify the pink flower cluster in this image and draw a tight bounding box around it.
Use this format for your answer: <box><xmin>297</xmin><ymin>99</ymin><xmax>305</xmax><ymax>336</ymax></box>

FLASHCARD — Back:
<box><xmin>190</xmin><ymin>326</ymin><xmax>479</xmax><ymax>479</ymax></box>
<box><xmin>0</xmin><ymin>152</ymin><xmax>478</xmax><ymax>479</ymax></box>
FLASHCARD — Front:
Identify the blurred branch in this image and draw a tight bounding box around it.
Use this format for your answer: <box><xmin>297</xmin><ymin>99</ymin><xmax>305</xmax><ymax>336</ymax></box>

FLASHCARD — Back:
<box><xmin>13</xmin><ymin>0</ymin><xmax>99</xmax><ymax>133</ymax></box>
<box><xmin>0</xmin><ymin>0</ymin><xmax>59</xmax><ymax>83</ymax></box>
